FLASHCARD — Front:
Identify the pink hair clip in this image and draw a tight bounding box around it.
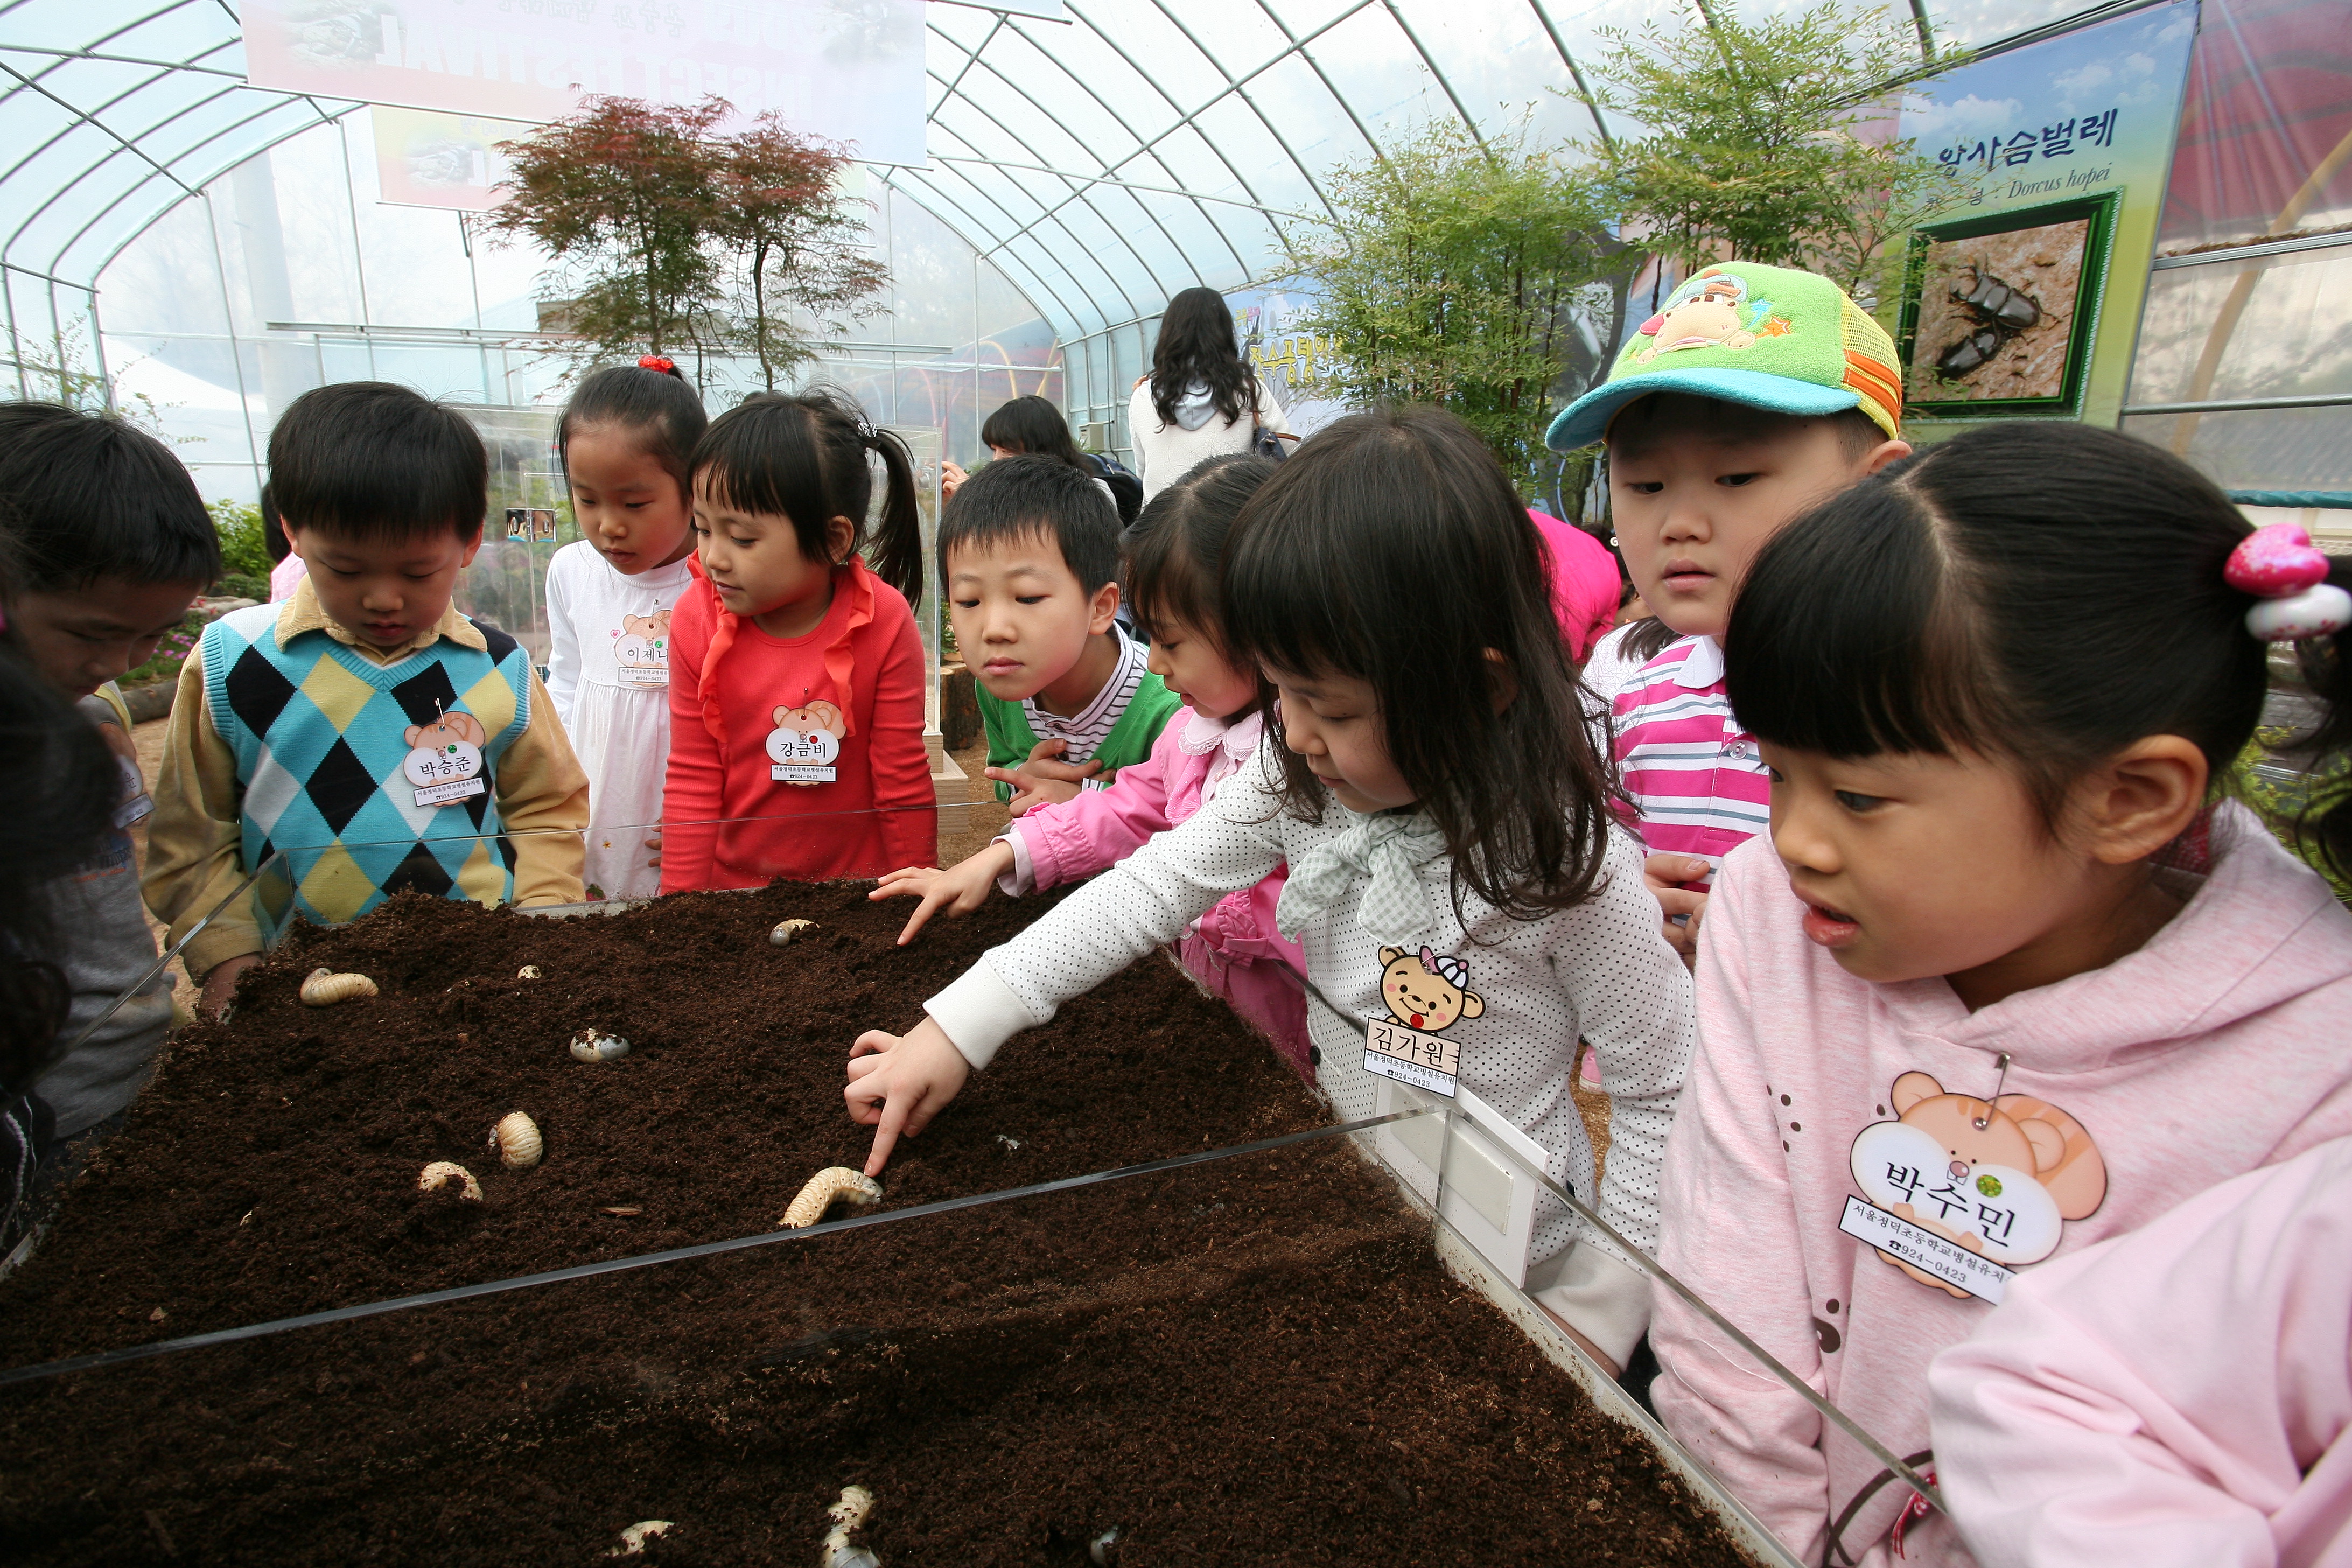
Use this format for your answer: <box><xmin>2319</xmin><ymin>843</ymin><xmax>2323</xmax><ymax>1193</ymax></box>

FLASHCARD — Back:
<box><xmin>2224</xmin><ymin>523</ymin><xmax>2350</xmax><ymax>641</ymax></box>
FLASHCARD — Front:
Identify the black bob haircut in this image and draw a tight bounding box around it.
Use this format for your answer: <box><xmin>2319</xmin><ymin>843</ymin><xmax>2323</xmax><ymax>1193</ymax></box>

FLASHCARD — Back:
<box><xmin>979</xmin><ymin>394</ymin><xmax>1087</xmax><ymax>472</ymax></box>
<box><xmin>1123</xmin><ymin>452</ymin><xmax>1275</xmax><ymax>650</ymax></box>
<box><xmin>559</xmin><ymin>360</ymin><xmax>708</xmax><ymax>491</ymax></box>
<box><xmin>1222</xmin><ymin>406</ymin><xmax>1613</xmax><ymax>921</ymax></box>
<box><xmin>1727</xmin><ymin>420</ymin><xmax>2349</xmax><ymax>857</ymax></box>
<box><xmin>938</xmin><ymin>454</ymin><xmax>1121</xmax><ymax>596</ymax></box>
<box><xmin>689</xmin><ymin>389</ymin><xmax>923</xmax><ymax>607</ymax></box>
<box><xmin>268</xmin><ymin>382</ymin><xmax>487</xmax><ymax>544</ymax></box>
<box><xmin>0</xmin><ymin>402</ymin><xmax>218</xmax><ymax>591</ymax></box>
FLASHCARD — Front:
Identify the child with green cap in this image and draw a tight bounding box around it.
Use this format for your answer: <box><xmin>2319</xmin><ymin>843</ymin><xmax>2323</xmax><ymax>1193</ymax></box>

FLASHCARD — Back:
<box><xmin>1548</xmin><ymin>262</ymin><xmax>1913</xmax><ymax>958</ymax></box>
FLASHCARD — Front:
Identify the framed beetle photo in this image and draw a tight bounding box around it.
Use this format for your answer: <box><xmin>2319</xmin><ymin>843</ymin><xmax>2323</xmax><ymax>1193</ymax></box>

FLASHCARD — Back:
<box><xmin>1897</xmin><ymin>191</ymin><xmax>2118</xmax><ymax>419</ymax></box>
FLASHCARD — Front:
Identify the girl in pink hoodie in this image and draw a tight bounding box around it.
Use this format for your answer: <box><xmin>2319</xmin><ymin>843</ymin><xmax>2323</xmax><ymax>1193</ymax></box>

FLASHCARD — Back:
<box><xmin>871</xmin><ymin>454</ymin><xmax>1311</xmax><ymax>1072</ymax></box>
<box><xmin>1651</xmin><ymin>421</ymin><xmax>2352</xmax><ymax>1568</ymax></box>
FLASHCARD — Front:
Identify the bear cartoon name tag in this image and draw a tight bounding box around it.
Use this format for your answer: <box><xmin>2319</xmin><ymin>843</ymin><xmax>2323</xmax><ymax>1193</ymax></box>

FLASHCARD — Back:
<box><xmin>1361</xmin><ymin>944</ymin><xmax>1487</xmax><ymax>1097</ymax></box>
<box><xmin>613</xmin><ymin>608</ymin><xmax>671</xmax><ymax>689</ymax></box>
<box><xmin>403</xmin><ymin>711</ymin><xmax>489</xmax><ymax>807</ymax></box>
<box><xmin>766</xmin><ymin>700</ymin><xmax>844</xmax><ymax>785</ymax></box>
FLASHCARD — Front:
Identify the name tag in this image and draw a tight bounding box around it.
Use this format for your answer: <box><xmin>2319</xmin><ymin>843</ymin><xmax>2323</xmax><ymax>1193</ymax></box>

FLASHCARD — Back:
<box><xmin>415</xmin><ymin>776</ymin><xmax>488</xmax><ymax>808</ymax></box>
<box><xmin>772</xmin><ymin>764</ymin><xmax>838</xmax><ymax>783</ymax></box>
<box><xmin>615</xmin><ymin>666</ymin><xmax>668</xmax><ymax>690</ymax></box>
<box><xmin>1838</xmin><ymin>1194</ymin><xmax>2015</xmax><ymax>1304</ymax></box>
<box><xmin>1363</xmin><ymin>1016</ymin><xmax>1460</xmax><ymax>1098</ymax></box>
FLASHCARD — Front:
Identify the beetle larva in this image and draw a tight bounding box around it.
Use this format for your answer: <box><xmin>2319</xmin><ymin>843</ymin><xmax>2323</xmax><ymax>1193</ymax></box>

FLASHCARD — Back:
<box><xmin>417</xmin><ymin>1162</ymin><xmax>482</xmax><ymax>1201</ymax></box>
<box><xmin>488</xmin><ymin>1111</ymin><xmax>542</xmax><ymax>1168</ymax></box>
<box><xmin>299</xmin><ymin>968</ymin><xmax>377</xmax><ymax>1006</ymax></box>
<box><xmin>778</xmin><ymin>1167</ymin><xmax>883</xmax><ymax>1229</ymax></box>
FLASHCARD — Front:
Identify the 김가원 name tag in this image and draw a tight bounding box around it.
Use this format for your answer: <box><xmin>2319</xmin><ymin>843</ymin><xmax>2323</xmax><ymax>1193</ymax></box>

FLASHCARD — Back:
<box><xmin>1364</xmin><ymin>1016</ymin><xmax>1460</xmax><ymax>1097</ymax></box>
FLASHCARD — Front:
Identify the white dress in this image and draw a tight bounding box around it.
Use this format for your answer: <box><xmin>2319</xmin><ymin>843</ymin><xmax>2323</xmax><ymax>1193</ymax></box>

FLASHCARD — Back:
<box><xmin>544</xmin><ymin>541</ymin><xmax>692</xmax><ymax>900</ymax></box>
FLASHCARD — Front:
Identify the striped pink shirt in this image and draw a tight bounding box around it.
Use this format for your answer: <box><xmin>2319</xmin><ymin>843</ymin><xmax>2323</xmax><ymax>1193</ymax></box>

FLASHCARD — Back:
<box><xmin>1610</xmin><ymin>636</ymin><xmax>1769</xmax><ymax>891</ymax></box>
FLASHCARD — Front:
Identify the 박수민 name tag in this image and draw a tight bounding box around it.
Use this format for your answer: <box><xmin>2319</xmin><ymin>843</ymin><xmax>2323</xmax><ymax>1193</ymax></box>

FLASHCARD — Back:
<box><xmin>771</xmin><ymin>764</ymin><xmax>838</xmax><ymax>783</ymax></box>
<box><xmin>414</xmin><ymin>776</ymin><xmax>487</xmax><ymax>808</ymax></box>
<box><xmin>1364</xmin><ymin>1016</ymin><xmax>1461</xmax><ymax>1097</ymax></box>
<box><xmin>1838</xmin><ymin>1194</ymin><xmax>2017</xmax><ymax>1304</ymax></box>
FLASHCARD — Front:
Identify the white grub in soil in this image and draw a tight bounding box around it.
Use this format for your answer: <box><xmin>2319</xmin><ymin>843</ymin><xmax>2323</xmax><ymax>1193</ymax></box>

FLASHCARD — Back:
<box><xmin>769</xmin><ymin>918</ymin><xmax>820</xmax><ymax>947</ymax></box>
<box><xmin>488</xmin><ymin>1111</ymin><xmax>543</xmax><ymax>1168</ymax></box>
<box><xmin>779</xmin><ymin>1168</ymin><xmax>883</xmax><ymax>1229</ymax></box>
<box><xmin>570</xmin><ymin>1028</ymin><xmax>631</xmax><ymax>1063</ymax></box>
<box><xmin>417</xmin><ymin>1162</ymin><xmax>482</xmax><ymax>1201</ymax></box>
<box><xmin>823</xmin><ymin>1487</ymin><xmax>878</xmax><ymax>1568</ymax></box>
<box><xmin>517</xmin><ymin>965</ymin><xmax>543</xmax><ymax>979</ymax></box>
<box><xmin>995</xmin><ymin>1135</ymin><xmax>1022</xmax><ymax>1151</ymax></box>
<box><xmin>298</xmin><ymin>968</ymin><xmax>377</xmax><ymax>1006</ymax></box>
<box><xmin>606</xmin><ymin>1520</ymin><xmax>673</xmax><ymax>1557</ymax></box>
<box><xmin>1090</xmin><ymin>1527</ymin><xmax>1121</xmax><ymax>1566</ymax></box>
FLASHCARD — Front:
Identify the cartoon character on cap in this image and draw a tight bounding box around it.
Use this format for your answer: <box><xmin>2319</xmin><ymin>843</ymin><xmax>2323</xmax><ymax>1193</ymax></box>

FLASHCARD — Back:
<box><xmin>1378</xmin><ymin>945</ymin><xmax>1486</xmax><ymax>1033</ymax></box>
<box><xmin>1634</xmin><ymin>268</ymin><xmax>1795</xmax><ymax>363</ymax></box>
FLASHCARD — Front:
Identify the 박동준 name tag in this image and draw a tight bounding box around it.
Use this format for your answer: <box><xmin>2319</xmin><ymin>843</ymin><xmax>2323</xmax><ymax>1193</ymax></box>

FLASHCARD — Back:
<box><xmin>415</xmin><ymin>775</ymin><xmax>487</xmax><ymax>808</ymax></box>
<box><xmin>1838</xmin><ymin>1194</ymin><xmax>2017</xmax><ymax>1304</ymax></box>
<box><xmin>1364</xmin><ymin>1017</ymin><xmax>1460</xmax><ymax>1097</ymax></box>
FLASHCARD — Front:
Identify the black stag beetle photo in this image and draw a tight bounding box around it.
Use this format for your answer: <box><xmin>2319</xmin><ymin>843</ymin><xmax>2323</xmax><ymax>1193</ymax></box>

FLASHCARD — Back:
<box><xmin>1934</xmin><ymin>264</ymin><xmax>2045</xmax><ymax>380</ymax></box>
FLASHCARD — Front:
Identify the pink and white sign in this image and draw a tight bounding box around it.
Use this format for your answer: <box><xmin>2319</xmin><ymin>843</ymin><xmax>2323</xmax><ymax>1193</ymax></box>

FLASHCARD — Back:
<box><xmin>243</xmin><ymin>0</ymin><xmax>926</xmax><ymax>165</ymax></box>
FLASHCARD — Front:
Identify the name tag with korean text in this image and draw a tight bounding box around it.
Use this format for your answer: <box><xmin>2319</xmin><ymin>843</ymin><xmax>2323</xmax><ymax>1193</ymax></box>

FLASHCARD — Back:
<box><xmin>415</xmin><ymin>775</ymin><xmax>487</xmax><ymax>808</ymax></box>
<box><xmin>771</xmin><ymin>763</ymin><xmax>838</xmax><ymax>783</ymax></box>
<box><xmin>1838</xmin><ymin>1194</ymin><xmax>2016</xmax><ymax>1304</ymax></box>
<box><xmin>1363</xmin><ymin>1017</ymin><xmax>1460</xmax><ymax>1097</ymax></box>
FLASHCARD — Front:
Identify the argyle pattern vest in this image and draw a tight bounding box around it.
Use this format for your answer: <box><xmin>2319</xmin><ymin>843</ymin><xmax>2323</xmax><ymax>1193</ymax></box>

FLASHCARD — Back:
<box><xmin>202</xmin><ymin>603</ymin><xmax>533</xmax><ymax>943</ymax></box>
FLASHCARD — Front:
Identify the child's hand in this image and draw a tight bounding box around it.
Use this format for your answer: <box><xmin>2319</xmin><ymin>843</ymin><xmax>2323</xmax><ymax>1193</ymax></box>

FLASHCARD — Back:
<box><xmin>985</xmin><ymin>738</ymin><xmax>1104</xmax><ymax>815</ymax></box>
<box><xmin>845</xmin><ymin>1018</ymin><xmax>972</xmax><ymax>1173</ymax></box>
<box><xmin>869</xmin><ymin>842</ymin><xmax>1016</xmax><ymax>944</ymax></box>
<box><xmin>199</xmin><ymin>954</ymin><xmax>261</xmax><ymax>1018</ymax></box>
<box><xmin>644</xmin><ymin>831</ymin><xmax>661</xmax><ymax>870</ymax></box>
<box><xmin>941</xmin><ymin>460</ymin><xmax>968</xmax><ymax>499</ymax></box>
<box><xmin>1642</xmin><ymin>852</ymin><xmax>1712</xmax><ymax>960</ymax></box>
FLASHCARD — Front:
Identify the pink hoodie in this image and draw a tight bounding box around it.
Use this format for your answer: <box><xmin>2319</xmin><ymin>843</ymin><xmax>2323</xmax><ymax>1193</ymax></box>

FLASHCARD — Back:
<box><xmin>1929</xmin><ymin>1134</ymin><xmax>2352</xmax><ymax>1568</ymax></box>
<box><xmin>1653</xmin><ymin>802</ymin><xmax>2352</xmax><ymax>1568</ymax></box>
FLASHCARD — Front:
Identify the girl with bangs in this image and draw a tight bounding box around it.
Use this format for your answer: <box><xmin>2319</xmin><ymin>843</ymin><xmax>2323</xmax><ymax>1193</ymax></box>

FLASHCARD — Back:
<box><xmin>845</xmin><ymin>407</ymin><xmax>1695</xmax><ymax>1379</ymax></box>
<box><xmin>1650</xmin><ymin>421</ymin><xmax>2352</xmax><ymax>1568</ymax></box>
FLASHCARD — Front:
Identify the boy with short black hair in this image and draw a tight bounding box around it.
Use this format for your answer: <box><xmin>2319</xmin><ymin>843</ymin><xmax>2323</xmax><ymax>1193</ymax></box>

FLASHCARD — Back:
<box><xmin>941</xmin><ymin>455</ymin><xmax>1181</xmax><ymax>811</ymax></box>
<box><xmin>1546</xmin><ymin>261</ymin><xmax>1913</xmax><ymax>956</ymax></box>
<box><xmin>0</xmin><ymin>401</ymin><xmax>218</xmax><ymax>1179</ymax></box>
<box><xmin>145</xmin><ymin>382</ymin><xmax>589</xmax><ymax>1015</ymax></box>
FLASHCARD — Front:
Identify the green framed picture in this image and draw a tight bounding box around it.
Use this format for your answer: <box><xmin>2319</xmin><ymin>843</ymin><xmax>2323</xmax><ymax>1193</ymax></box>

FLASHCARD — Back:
<box><xmin>1897</xmin><ymin>190</ymin><xmax>2120</xmax><ymax>420</ymax></box>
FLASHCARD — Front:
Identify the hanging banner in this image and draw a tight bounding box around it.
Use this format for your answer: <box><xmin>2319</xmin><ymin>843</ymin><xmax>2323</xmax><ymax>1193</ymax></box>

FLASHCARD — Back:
<box><xmin>372</xmin><ymin>106</ymin><xmax>530</xmax><ymax>210</ymax></box>
<box><xmin>1894</xmin><ymin>0</ymin><xmax>2199</xmax><ymax>429</ymax></box>
<box><xmin>1227</xmin><ymin>286</ymin><xmax>1348</xmax><ymax>439</ymax></box>
<box><xmin>241</xmin><ymin>0</ymin><xmax>926</xmax><ymax>165</ymax></box>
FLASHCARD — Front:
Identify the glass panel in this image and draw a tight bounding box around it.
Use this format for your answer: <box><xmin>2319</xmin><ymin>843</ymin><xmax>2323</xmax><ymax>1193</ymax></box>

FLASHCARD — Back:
<box><xmin>2159</xmin><ymin>0</ymin><xmax>2352</xmax><ymax>254</ymax></box>
<box><xmin>2130</xmin><ymin>246</ymin><xmax>2352</xmax><ymax>406</ymax></box>
<box><xmin>2121</xmin><ymin>403</ymin><xmax>2352</xmax><ymax>493</ymax></box>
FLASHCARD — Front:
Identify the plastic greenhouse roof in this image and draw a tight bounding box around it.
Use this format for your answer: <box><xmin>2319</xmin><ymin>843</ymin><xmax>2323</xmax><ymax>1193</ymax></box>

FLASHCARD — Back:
<box><xmin>4</xmin><ymin>0</ymin><xmax>2118</xmax><ymax>344</ymax></box>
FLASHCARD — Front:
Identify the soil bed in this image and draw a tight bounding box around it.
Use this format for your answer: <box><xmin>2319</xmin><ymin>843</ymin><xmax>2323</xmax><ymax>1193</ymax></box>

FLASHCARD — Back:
<box><xmin>0</xmin><ymin>885</ymin><xmax>1750</xmax><ymax>1566</ymax></box>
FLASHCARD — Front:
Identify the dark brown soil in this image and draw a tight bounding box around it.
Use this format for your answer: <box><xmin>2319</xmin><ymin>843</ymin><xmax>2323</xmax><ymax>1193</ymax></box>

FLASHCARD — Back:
<box><xmin>0</xmin><ymin>886</ymin><xmax>1751</xmax><ymax>1567</ymax></box>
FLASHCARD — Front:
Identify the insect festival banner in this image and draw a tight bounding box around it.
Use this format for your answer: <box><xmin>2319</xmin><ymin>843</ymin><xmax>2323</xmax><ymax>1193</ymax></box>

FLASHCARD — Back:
<box><xmin>1895</xmin><ymin>0</ymin><xmax>2198</xmax><ymax>430</ymax></box>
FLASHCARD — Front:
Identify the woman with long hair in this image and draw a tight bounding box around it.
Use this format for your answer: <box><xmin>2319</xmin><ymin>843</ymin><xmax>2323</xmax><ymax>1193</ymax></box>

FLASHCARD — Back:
<box><xmin>1126</xmin><ymin>286</ymin><xmax>1289</xmax><ymax>501</ymax></box>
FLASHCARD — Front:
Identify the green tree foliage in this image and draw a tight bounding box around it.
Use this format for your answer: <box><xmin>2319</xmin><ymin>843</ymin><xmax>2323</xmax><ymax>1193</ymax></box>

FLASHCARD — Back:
<box><xmin>1283</xmin><ymin>123</ymin><xmax>1623</xmax><ymax>496</ymax></box>
<box><xmin>1590</xmin><ymin>2</ymin><xmax>1970</xmax><ymax>304</ymax></box>
<box><xmin>210</xmin><ymin>499</ymin><xmax>272</xmax><ymax>583</ymax></box>
<box><xmin>713</xmin><ymin>117</ymin><xmax>889</xmax><ymax>391</ymax></box>
<box><xmin>488</xmin><ymin>96</ymin><xmax>730</xmax><ymax>363</ymax></box>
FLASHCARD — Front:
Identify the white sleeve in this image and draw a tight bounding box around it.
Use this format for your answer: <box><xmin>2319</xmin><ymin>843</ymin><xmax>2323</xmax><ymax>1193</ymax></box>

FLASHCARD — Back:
<box><xmin>543</xmin><ymin>548</ymin><xmax>583</xmax><ymax>727</ymax></box>
<box><xmin>924</xmin><ymin>759</ymin><xmax>1290</xmax><ymax>1069</ymax></box>
<box><xmin>1257</xmin><ymin>374</ymin><xmax>1290</xmax><ymax>435</ymax></box>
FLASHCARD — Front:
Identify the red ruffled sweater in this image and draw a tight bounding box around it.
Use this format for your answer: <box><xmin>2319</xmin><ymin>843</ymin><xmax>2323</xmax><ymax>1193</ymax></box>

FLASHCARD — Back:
<box><xmin>660</xmin><ymin>558</ymin><xmax>936</xmax><ymax>890</ymax></box>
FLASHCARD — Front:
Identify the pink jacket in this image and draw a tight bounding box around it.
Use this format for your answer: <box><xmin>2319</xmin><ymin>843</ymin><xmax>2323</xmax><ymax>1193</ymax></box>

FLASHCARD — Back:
<box><xmin>1529</xmin><ymin>509</ymin><xmax>1620</xmax><ymax>662</ymax></box>
<box><xmin>1930</xmin><ymin>1135</ymin><xmax>2352</xmax><ymax>1568</ymax></box>
<box><xmin>1652</xmin><ymin>803</ymin><xmax>2352</xmax><ymax>1568</ymax></box>
<box><xmin>1005</xmin><ymin>707</ymin><xmax>1302</xmax><ymax>972</ymax></box>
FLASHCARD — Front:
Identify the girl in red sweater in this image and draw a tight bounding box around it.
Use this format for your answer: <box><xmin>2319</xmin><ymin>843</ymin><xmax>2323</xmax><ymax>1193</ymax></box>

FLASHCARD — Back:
<box><xmin>660</xmin><ymin>391</ymin><xmax>936</xmax><ymax>890</ymax></box>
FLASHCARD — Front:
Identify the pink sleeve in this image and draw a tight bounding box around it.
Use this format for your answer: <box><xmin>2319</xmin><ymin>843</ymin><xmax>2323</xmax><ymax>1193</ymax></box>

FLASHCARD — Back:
<box><xmin>1929</xmin><ymin>1139</ymin><xmax>2352</xmax><ymax>1568</ymax></box>
<box><xmin>866</xmin><ymin>599</ymin><xmax>939</xmax><ymax>872</ymax></box>
<box><xmin>1016</xmin><ymin>719</ymin><xmax>1182</xmax><ymax>890</ymax></box>
<box><xmin>659</xmin><ymin>583</ymin><xmax>725</xmax><ymax>894</ymax></box>
<box><xmin>1650</xmin><ymin>842</ymin><xmax>1837</xmax><ymax>1562</ymax></box>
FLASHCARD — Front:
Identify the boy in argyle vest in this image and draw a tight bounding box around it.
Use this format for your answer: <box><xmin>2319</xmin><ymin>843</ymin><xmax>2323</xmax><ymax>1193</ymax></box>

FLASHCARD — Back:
<box><xmin>942</xmin><ymin>457</ymin><xmax>1180</xmax><ymax>811</ymax></box>
<box><xmin>145</xmin><ymin>383</ymin><xmax>589</xmax><ymax>1016</ymax></box>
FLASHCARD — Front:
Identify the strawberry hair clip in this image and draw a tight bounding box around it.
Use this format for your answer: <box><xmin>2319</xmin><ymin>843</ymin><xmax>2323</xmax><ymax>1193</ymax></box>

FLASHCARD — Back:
<box><xmin>638</xmin><ymin>355</ymin><xmax>676</xmax><ymax>373</ymax></box>
<box><xmin>2224</xmin><ymin>523</ymin><xmax>2350</xmax><ymax>641</ymax></box>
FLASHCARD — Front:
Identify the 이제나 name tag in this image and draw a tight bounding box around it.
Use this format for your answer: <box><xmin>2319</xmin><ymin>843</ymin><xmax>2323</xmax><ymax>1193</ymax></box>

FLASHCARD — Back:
<box><xmin>1837</xmin><ymin>1194</ymin><xmax>2017</xmax><ymax>1304</ymax></box>
<box><xmin>771</xmin><ymin>763</ymin><xmax>838</xmax><ymax>783</ymax></box>
<box><xmin>415</xmin><ymin>776</ymin><xmax>487</xmax><ymax>808</ymax></box>
<box><xmin>1363</xmin><ymin>1016</ymin><xmax>1460</xmax><ymax>1097</ymax></box>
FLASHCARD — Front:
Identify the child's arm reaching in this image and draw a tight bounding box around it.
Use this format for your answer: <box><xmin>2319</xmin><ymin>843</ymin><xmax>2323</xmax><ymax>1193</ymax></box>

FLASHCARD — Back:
<box><xmin>1649</xmin><ymin>848</ymin><xmax>1838</xmax><ymax>1563</ymax></box>
<box><xmin>845</xmin><ymin>760</ymin><xmax>1289</xmax><ymax>1171</ymax></box>
<box><xmin>543</xmin><ymin>553</ymin><xmax>582</xmax><ymax>729</ymax></box>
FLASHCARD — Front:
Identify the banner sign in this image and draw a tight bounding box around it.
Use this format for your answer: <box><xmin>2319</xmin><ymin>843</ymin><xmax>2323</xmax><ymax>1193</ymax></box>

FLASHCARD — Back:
<box><xmin>372</xmin><ymin>105</ymin><xmax>530</xmax><ymax>210</ymax></box>
<box><xmin>242</xmin><ymin>0</ymin><xmax>926</xmax><ymax>165</ymax></box>
<box><xmin>1226</xmin><ymin>286</ymin><xmax>1348</xmax><ymax>439</ymax></box>
<box><xmin>1895</xmin><ymin>0</ymin><xmax>2199</xmax><ymax>428</ymax></box>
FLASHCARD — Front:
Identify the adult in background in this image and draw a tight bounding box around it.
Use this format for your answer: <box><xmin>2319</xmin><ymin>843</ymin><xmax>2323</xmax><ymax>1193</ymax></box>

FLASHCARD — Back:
<box><xmin>941</xmin><ymin>395</ymin><xmax>1141</xmax><ymax>525</ymax></box>
<box><xmin>1128</xmin><ymin>286</ymin><xmax>1289</xmax><ymax>503</ymax></box>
